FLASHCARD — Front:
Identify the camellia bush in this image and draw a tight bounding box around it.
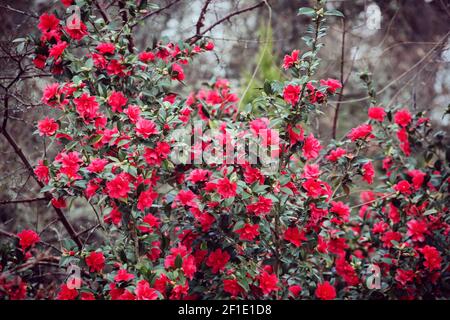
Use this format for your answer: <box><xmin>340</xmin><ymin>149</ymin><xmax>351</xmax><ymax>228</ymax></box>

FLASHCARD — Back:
<box><xmin>0</xmin><ymin>0</ymin><xmax>449</xmax><ymax>300</ymax></box>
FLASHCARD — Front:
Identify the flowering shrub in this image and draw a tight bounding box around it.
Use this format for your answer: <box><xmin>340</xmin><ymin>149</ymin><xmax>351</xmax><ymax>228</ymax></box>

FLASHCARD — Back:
<box><xmin>1</xmin><ymin>0</ymin><xmax>449</xmax><ymax>300</ymax></box>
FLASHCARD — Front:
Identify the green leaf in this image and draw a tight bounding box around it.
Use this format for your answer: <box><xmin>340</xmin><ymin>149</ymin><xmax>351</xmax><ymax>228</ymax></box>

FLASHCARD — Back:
<box><xmin>232</xmin><ymin>220</ymin><xmax>245</xmax><ymax>232</ymax></box>
<box><xmin>298</xmin><ymin>7</ymin><xmax>316</xmax><ymax>17</ymax></box>
<box><xmin>324</xmin><ymin>9</ymin><xmax>344</xmax><ymax>18</ymax></box>
<box><xmin>175</xmin><ymin>254</ymin><xmax>183</xmax><ymax>269</ymax></box>
<box><xmin>424</xmin><ymin>209</ymin><xmax>437</xmax><ymax>216</ymax></box>
<box><xmin>263</xmin><ymin>80</ymin><xmax>273</xmax><ymax>95</ymax></box>
<box><xmin>252</xmin><ymin>184</ymin><xmax>269</xmax><ymax>194</ymax></box>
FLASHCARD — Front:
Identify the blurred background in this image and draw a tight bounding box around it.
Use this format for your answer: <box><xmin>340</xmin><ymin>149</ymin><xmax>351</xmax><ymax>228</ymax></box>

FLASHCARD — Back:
<box><xmin>0</xmin><ymin>0</ymin><xmax>449</xmax><ymax>242</ymax></box>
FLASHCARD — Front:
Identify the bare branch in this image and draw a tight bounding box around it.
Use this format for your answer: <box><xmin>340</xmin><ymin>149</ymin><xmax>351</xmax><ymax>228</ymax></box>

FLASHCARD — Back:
<box><xmin>195</xmin><ymin>0</ymin><xmax>213</xmax><ymax>36</ymax></box>
<box><xmin>93</xmin><ymin>0</ymin><xmax>111</xmax><ymax>24</ymax></box>
<box><xmin>0</xmin><ymin>197</ymin><xmax>47</xmax><ymax>205</ymax></box>
<box><xmin>132</xmin><ymin>0</ymin><xmax>183</xmax><ymax>28</ymax></box>
<box><xmin>0</xmin><ymin>50</ymin><xmax>82</xmax><ymax>249</ymax></box>
<box><xmin>118</xmin><ymin>0</ymin><xmax>134</xmax><ymax>53</ymax></box>
<box><xmin>332</xmin><ymin>6</ymin><xmax>346</xmax><ymax>140</ymax></box>
<box><xmin>0</xmin><ymin>4</ymin><xmax>39</xmax><ymax>19</ymax></box>
<box><xmin>188</xmin><ymin>1</ymin><xmax>266</xmax><ymax>45</ymax></box>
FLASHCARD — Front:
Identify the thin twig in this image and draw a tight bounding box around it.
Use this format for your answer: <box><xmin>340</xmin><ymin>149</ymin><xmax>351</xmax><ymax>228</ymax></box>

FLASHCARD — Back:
<box><xmin>332</xmin><ymin>6</ymin><xmax>346</xmax><ymax>140</ymax></box>
<box><xmin>0</xmin><ymin>197</ymin><xmax>47</xmax><ymax>205</ymax></box>
<box><xmin>195</xmin><ymin>0</ymin><xmax>213</xmax><ymax>36</ymax></box>
<box><xmin>329</xmin><ymin>31</ymin><xmax>450</xmax><ymax>105</ymax></box>
<box><xmin>187</xmin><ymin>1</ymin><xmax>266</xmax><ymax>44</ymax></box>
<box><xmin>93</xmin><ymin>0</ymin><xmax>111</xmax><ymax>24</ymax></box>
<box><xmin>0</xmin><ymin>4</ymin><xmax>38</xmax><ymax>19</ymax></box>
<box><xmin>132</xmin><ymin>0</ymin><xmax>183</xmax><ymax>28</ymax></box>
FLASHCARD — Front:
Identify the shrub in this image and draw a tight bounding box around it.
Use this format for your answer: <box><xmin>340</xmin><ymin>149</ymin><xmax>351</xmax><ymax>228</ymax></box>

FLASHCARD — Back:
<box><xmin>1</xmin><ymin>0</ymin><xmax>448</xmax><ymax>300</ymax></box>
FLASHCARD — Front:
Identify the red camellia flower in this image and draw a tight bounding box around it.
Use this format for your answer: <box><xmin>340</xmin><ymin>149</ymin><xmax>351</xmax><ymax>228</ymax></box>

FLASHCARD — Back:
<box><xmin>114</xmin><ymin>269</ymin><xmax>135</xmax><ymax>283</ymax></box>
<box><xmin>362</xmin><ymin>161</ymin><xmax>375</xmax><ymax>184</ymax></box>
<box><xmin>163</xmin><ymin>93</ymin><xmax>177</xmax><ymax>104</ymax></box>
<box><xmin>187</xmin><ymin>169</ymin><xmax>211</xmax><ymax>184</ymax></box>
<box><xmin>17</xmin><ymin>230</ymin><xmax>40</xmax><ymax>251</ymax></box>
<box><xmin>143</xmin><ymin>141</ymin><xmax>171</xmax><ymax>166</ymax></box>
<box><xmin>235</xmin><ymin>223</ymin><xmax>259</xmax><ymax>241</ymax></box>
<box><xmin>381</xmin><ymin>230</ymin><xmax>402</xmax><ymax>248</ymax></box>
<box><xmin>86</xmin><ymin>158</ymin><xmax>108</xmax><ymax>173</ymax></box>
<box><xmin>171</xmin><ymin>63</ymin><xmax>185</xmax><ymax>81</ymax></box>
<box><xmin>419</xmin><ymin>245</ymin><xmax>442</xmax><ymax>271</ymax></box>
<box><xmin>407</xmin><ymin>219</ymin><xmax>428</xmax><ymax>242</ymax></box>
<box><xmin>38</xmin><ymin>13</ymin><xmax>60</xmax><ymax>34</ymax></box>
<box><xmin>306</xmin><ymin>82</ymin><xmax>325</xmax><ymax>103</ymax></box>
<box><xmin>302</xmin><ymin>178</ymin><xmax>326</xmax><ymax>198</ymax></box>
<box><xmin>259</xmin><ymin>271</ymin><xmax>279</xmax><ymax>295</ymax></box>
<box><xmin>368</xmin><ymin>106</ymin><xmax>386</xmax><ymax>121</ymax></box>
<box><xmin>206</xmin><ymin>248</ymin><xmax>230</xmax><ymax>273</ymax></box>
<box><xmin>85</xmin><ymin>251</ymin><xmax>105</xmax><ymax>273</ymax></box>
<box><xmin>124</xmin><ymin>105</ymin><xmax>141</xmax><ymax>123</ymax></box>
<box><xmin>315</xmin><ymin>281</ymin><xmax>336</xmax><ymax>300</ymax></box>
<box><xmin>80</xmin><ymin>292</ymin><xmax>95</xmax><ymax>300</ymax></box>
<box><xmin>51</xmin><ymin>197</ymin><xmax>67</xmax><ymax>209</ymax></box>
<box><xmin>96</xmin><ymin>42</ymin><xmax>115</xmax><ymax>55</ymax></box>
<box><xmin>41</xmin><ymin>83</ymin><xmax>61</xmax><ymax>107</ymax></box>
<box><xmin>33</xmin><ymin>54</ymin><xmax>47</xmax><ymax>69</ymax></box>
<box><xmin>34</xmin><ymin>160</ymin><xmax>50</xmax><ymax>183</ymax></box>
<box><xmin>408</xmin><ymin>169</ymin><xmax>426</xmax><ymax>190</ymax></box>
<box><xmin>173</xmin><ymin>190</ymin><xmax>198</xmax><ymax>208</ymax></box>
<box><xmin>49</xmin><ymin>41</ymin><xmax>68</xmax><ymax>59</ymax></box>
<box><xmin>372</xmin><ymin>221</ymin><xmax>389</xmax><ymax>234</ymax></box>
<box><xmin>74</xmin><ymin>93</ymin><xmax>99</xmax><ymax>120</ymax></box>
<box><xmin>394</xmin><ymin>180</ymin><xmax>412</xmax><ymax>195</ymax></box>
<box><xmin>57</xmin><ymin>284</ymin><xmax>78</xmax><ymax>300</ymax></box>
<box><xmin>347</xmin><ymin>124</ymin><xmax>373</xmax><ymax>141</ymax></box>
<box><xmin>164</xmin><ymin>245</ymin><xmax>189</xmax><ymax>269</ymax></box>
<box><xmin>247</xmin><ymin>196</ymin><xmax>273</xmax><ymax>215</ymax></box>
<box><xmin>326</xmin><ymin>147</ymin><xmax>346</xmax><ymax>162</ymax></box>
<box><xmin>138</xmin><ymin>213</ymin><xmax>160</xmax><ymax>233</ymax></box>
<box><xmin>283</xmin><ymin>49</ymin><xmax>300</xmax><ymax>69</ymax></box>
<box><xmin>182</xmin><ymin>255</ymin><xmax>197</xmax><ymax>280</ymax></box>
<box><xmin>289</xmin><ymin>285</ymin><xmax>302</xmax><ymax>297</ymax></box>
<box><xmin>135</xmin><ymin>118</ymin><xmax>158</xmax><ymax>138</ymax></box>
<box><xmin>106</xmin><ymin>173</ymin><xmax>131</xmax><ymax>199</ymax></box>
<box><xmin>283</xmin><ymin>84</ymin><xmax>301</xmax><ymax>105</ymax></box>
<box><xmin>223</xmin><ymin>279</ymin><xmax>244</xmax><ymax>297</ymax></box>
<box><xmin>395</xmin><ymin>269</ymin><xmax>415</xmax><ymax>286</ymax></box>
<box><xmin>139</xmin><ymin>51</ymin><xmax>155</xmax><ymax>63</ymax></box>
<box><xmin>243</xmin><ymin>165</ymin><xmax>264</xmax><ymax>185</ymax></box>
<box><xmin>137</xmin><ymin>189</ymin><xmax>158</xmax><ymax>211</ymax></box>
<box><xmin>61</xmin><ymin>0</ymin><xmax>74</xmax><ymax>7</ymax></box>
<box><xmin>284</xmin><ymin>227</ymin><xmax>306</xmax><ymax>247</ymax></box>
<box><xmin>37</xmin><ymin>117</ymin><xmax>59</xmax><ymax>136</ymax></box>
<box><xmin>109</xmin><ymin>283</ymin><xmax>135</xmax><ymax>300</ymax></box>
<box><xmin>107</xmin><ymin>59</ymin><xmax>127</xmax><ymax>77</ymax></box>
<box><xmin>320</xmin><ymin>78</ymin><xmax>342</xmax><ymax>94</ymax></box>
<box><xmin>107</xmin><ymin>91</ymin><xmax>128</xmax><ymax>113</ymax></box>
<box><xmin>302</xmin><ymin>133</ymin><xmax>322</xmax><ymax>160</ymax></box>
<box><xmin>135</xmin><ymin>280</ymin><xmax>159</xmax><ymax>300</ymax></box>
<box><xmin>216</xmin><ymin>177</ymin><xmax>237</xmax><ymax>199</ymax></box>
<box><xmin>394</xmin><ymin>108</ymin><xmax>412</xmax><ymax>127</ymax></box>
<box><xmin>397</xmin><ymin>128</ymin><xmax>411</xmax><ymax>156</ymax></box>
<box><xmin>64</xmin><ymin>21</ymin><xmax>88</xmax><ymax>41</ymax></box>
<box><xmin>330</xmin><ymin>201</ymin><xmax>350</xmax><ymax>222</ymax></box>
<box><xmin>287</xmin><ymin>123</ymin><xmax>304</xmax><ymax>145</ymax></box>
<box><xmin>204</xmin><ymin>41</ymin><xmax>215</xmax><ymax>51</ymax></box>
<box><xmin>336</xmin><ymin>259</ymin><xmax>359</xmax><ymax>286</ymax></box>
